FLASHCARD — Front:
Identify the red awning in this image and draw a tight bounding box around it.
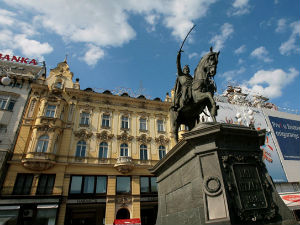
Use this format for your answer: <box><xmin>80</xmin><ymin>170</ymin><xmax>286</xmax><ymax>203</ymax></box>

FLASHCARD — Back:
<box><xmin>113</xmin><ymin>218</ymin><xmax>141</xmax><ymax>225</ymax></box>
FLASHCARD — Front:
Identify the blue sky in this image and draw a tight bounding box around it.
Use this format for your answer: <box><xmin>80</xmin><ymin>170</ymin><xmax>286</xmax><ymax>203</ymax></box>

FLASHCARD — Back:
<box><xmin>0</xmin><ymin>0</ymin><xmax>299</xmax><ymax>112</ymax></box>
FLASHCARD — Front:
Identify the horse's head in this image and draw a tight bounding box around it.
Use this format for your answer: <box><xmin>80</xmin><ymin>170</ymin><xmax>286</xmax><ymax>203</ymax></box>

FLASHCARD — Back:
<box><xmin>195</xmin><ymin>47</ymin><xmax>220</xmax><ymax>80</ymax></box>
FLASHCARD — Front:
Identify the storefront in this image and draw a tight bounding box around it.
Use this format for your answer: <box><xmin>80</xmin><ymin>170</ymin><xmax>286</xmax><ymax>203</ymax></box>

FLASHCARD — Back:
<box><xmin>280</xmin><ymin>192</ymin><xmax>300</xmax><ymax>221</ymax></box>
<box><xmin>0</xmin><ymin>198</ymin><xmax>60</xmax><ymax>225</ymax></box>
<box><xmin>65</xmin><ymin>198</ymin><xmax>106</xmax><ymax>225</ymax></box>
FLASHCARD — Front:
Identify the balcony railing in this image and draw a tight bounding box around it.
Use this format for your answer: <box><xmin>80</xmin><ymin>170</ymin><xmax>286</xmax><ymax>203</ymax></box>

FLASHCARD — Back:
<box><xmin>1</xmin><ymin>186</ymin><xmax>63</xmax><ymax>196</ymax></box>
<box><xmin>11</xmin><ymin>153</ymin><xmax>159</xmax><ymax>167</ymax></box>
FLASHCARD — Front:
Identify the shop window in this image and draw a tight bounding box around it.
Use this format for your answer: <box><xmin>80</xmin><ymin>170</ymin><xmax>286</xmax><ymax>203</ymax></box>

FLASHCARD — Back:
<box><xmin>121</xmin><ymin>116</ymin><xmax>129</xmax><ymax>129</ymax></box>
<box><xmin>69</xmin><ymin>175</ymin><xmax>107</xmax><ymax>195</ymax></box>
<box><xmin>36</xmin><ymin>135</ymin><xmax>49</xmax><ymax>153</ymax></box>
<box><xmin>116</xmin><ymin>176</ymin><xmax>131</xmax><ymax>194</ymax></box>
<box><xmin>45</xmin><ymin>105</ymin><xmax>56</xmax><ymax>117</ymax></box>
<box><xmin>80</xmin><ymin>112</ymin><xmax>90</xmax><ymax>125</ymax></box>
<box><xmin>102</xmin><ymin>114</ymin><xmax>110</xmax><ymax>127</ymax></box>
<box><xmin>36</xmin><ymin>174</ymin><xmax>55</xmax><ymax>195</ymax></box>
<box><xmin>139</xmin><ymin>118</ymin><xmax>147</xmax><ymax>131</ymax></box>
<box><xmin>76</xmin><ymin>140</ymin><xmax>86</xmax><ymax>157</ymax></box>
<box><xmin>13</xmin><ymin>173</ymin><xmax>34</xmax><ymax>195</ymax></box>
<box><xmin>157</xmin><ymin>120</ymin><xmax>164</xmax><ymax>132</ymax></box>
<box><xmin>140</xmin><ymin>144</ymin><xmax>148</xmax><ymax>160</ymax></box>
<box><xmin>159</xmin><ymin>145</ymin><xmax>166</xmax><ymax>160</ymax></box>
<box><xmin>120</xmin><ymin>143</ymin><xmax>128</xmax><ymax>157</ymax></box>
<box><xmin>140</xmin><ymin>177</ymin><xmax>157</xmax><ymax>194</ymax></box>
<box><xmin>99</xmin><ymin>142</ymin><xmax>108</xmax><ymax>159</ymax></box>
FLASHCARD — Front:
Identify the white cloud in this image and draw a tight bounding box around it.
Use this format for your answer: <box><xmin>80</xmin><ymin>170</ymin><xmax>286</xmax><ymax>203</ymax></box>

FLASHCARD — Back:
<box><xmin>210</xmin><ymin>23</ymin><xmax>234</xmax><ymax>51</ymax></box>
<box><xmin>82</xmin><ymin>44</ymin><xmax>105</xmax><ymax>66</ymax></box>
<box><xmin>234</xmin><ymin>45</ymin><xmax>246</xmax><ymax>54</ymax></box>
<box><xmin>188</xmin><ymin>52</ymin><xmax>199</xmax><ymax>59</ymax></box>
<box><xmin>220</xmin><ymin>67</ymin><xmax>245</xmax><ymax>81</ymax></box>
<box><xmin>242</xmin><ymin>68</ymin><xmax>299</xmax><ymax>98</ymax></box>
<box><xmin>0</xmin><ymin>9</ymin><xmax>16</xmax><ymax>26</ymax></box>
<box><xmin>279</xmin><ymin>21</ymin><xmax>300</xmax><ymax>55</ymax></box>
<box><xmin>3</xmin><ymin>0</ymin><xmax>218</xmax><ymax>65</ymax></box>
<box><xmin>13</xmin><ymin>34</ymin><xmax>53</xmax><ymax>59</ymax></box>
<box><xmin>275</xmin><ymin>18</ymin><xmax>287</xmax><ymax>33</ymax></box>
<box><xmin>250</xmin><ymin>46</ymin><xmax>272</xmax><ymax>62</ymax></box>
<box><xmin>227</xmin><ymin>0</ymin><xmax>250</xmax><ymax>16</ymax></box>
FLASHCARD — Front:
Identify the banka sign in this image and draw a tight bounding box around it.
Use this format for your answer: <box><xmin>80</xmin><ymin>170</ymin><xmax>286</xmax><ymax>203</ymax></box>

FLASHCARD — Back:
<box><xmin>0</xmin><ymin>53</ymin><xmax>38</xmax><ymax>65</ymax></box>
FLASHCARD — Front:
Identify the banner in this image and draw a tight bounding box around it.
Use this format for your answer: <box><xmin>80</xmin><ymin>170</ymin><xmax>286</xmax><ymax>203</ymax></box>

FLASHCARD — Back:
<box><xmin>215</xmin><ymin>102</ymin><xmax>288</xmax><ymax>182</ymax></box>
<box><xmin>268</xmin><ymin>116</ymin><xmax>300</xmax><ymax>161</ymax></box>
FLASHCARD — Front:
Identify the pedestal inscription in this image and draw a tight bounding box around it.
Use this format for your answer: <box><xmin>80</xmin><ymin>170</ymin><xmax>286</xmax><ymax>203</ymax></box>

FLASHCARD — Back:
<box><xmin>233</xmin><ymin>164</ymin><xmax>267</xmax><ymax>210</ymax></box>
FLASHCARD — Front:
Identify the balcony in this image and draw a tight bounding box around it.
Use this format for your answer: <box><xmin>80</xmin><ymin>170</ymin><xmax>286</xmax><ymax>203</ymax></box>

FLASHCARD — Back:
<box><xmin>22</xmin><ymin>152</ymin><xmax>56</xmax><ymax>171</ymax></box>
<box><xmin>114</xmin><ymin>156</ymin><xmax>135</xmax><ymax>174</ymax></box>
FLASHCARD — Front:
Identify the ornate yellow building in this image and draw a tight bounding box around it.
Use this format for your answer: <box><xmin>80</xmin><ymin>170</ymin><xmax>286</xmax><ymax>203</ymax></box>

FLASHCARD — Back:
<box><xmin>0</xmin><ymin>60</ymin><xmax>172</xmax><ymax>225</ymax></box>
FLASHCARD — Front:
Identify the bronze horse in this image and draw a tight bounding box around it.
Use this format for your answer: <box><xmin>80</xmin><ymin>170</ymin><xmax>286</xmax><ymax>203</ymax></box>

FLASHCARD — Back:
<box><xmin>170</xmin><ymin>48</ymin><xmax>220</xmax><ymax>142</ymax></box>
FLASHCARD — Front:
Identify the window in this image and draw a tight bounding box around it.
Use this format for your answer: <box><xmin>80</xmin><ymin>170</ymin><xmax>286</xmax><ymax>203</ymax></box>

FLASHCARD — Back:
<box><xmin>0</xmin><ymin>96</ymin><xmax>16</xmax><ymax>111</ymax></box>
<box><xmin>13</xmin><ymin>174</ymin><xmax>34</xmax><ymax>195</ymax></box>
<box><xmin>157</xmin><ymin>120</ymin><xmax>164</xmax><ymax>132</ymax></box>
<box><xmin>102</xmin><ymin>114</ymin><xmax>110</xmax><ymax>127</ymax></box>
<box><xmin>159</xmin><ymin>145</ymin><xmax>166</xmax><ymax>160</ymax></box>
<box><xmin>45</xmin><ymin>105</ymin><xmax>56</xmax><ymax>117</ymax></box>
<box><xmin>69</xmin><ymin>175</ymin><xmax>107</xmax><ymax>195</ymax></box>
<box><xmin>0</xmin><ymin>97</ymin><xmax>8</xmax><ymax>109</ymax></box>
<box><xmin>140</xmin><ymin>144</ymin><xmax>148</xmax><ymax>160</ymax></box>
<box><xmin>80</xmin><ymin>112</ymin><xmax>90</xmax><ymax>125</ymax></box>
<box><xmin>0</xmin><ymin>124</ymin><xmax>7</xmax><ymax>133</ymax></box>
<box><xmin>120</xmin><ymin>143</ymin><xmax>128</xmax><ymax>156</ymax></box>
<box><xmin>139</xmin><ymin>118</ymin><xmax>147</xmax><ymax>131</ymax></box>
<box><xmin>36</xmin><ymin>174</ymin><xmax>55</xmax><ymax>195</ymax></box>
<box><xmin>55</xmin><ymin>82</ymin><xmax>62</xmax><ymax>89</ymax></box>
<box><xmin>99</xmin><ymin>142</ymin><xmax>108</xmax><ymax>159</ymax></box>
<box><xmin>121</xmin><ymin>116</ymin><xmax>129</xmax><ymax>129</ymax></box>
<box><xmin>116</xmin><ymin>176</ymin><xmax>131</xmax><ymax>194</ymax></box>
<box><xmin>76</xmin><ymin>140</ymin><xmax>86</xmax><ymax>157</ymax></box>
<box><xmin>36</xmin><ymin>135</ymin><xmax>49</xmax><ymax>153</ymax></box>
<box><xmin>140</xmin><ymin>177</ymin><xmax>158</xmax><ymax>193</ymax></box>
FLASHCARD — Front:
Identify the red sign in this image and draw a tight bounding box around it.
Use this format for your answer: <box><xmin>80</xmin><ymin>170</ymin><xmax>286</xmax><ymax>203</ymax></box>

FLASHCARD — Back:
<box><xmin>113</xmin><ymin>218</ymin><xmax>141</xmax><ymax>225</ymax></box>
<box><xmin>282</xmin><ymin>194</ymin><xmax>300</xmax><ymax>203</ymax></box>
<box><xmin>0</xmin><ymin>53</ymin><xmax>38</xmax><ymax>65</ymax></box>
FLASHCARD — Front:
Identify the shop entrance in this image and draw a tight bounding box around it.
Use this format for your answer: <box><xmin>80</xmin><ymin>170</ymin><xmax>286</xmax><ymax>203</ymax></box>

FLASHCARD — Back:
<box><xmin>140</xmin><ymin>202</ymin><xmax>158</xmax><ymax>225</ymax></box>
<box><xmin>65</xmin><ymin>204</ymin><xmax>105</xmax><ymax>225</ymax></box>
<box><xmin>116</xmin><ymin>208</ymin><xmax>130</xmax><ymax>219</ymax></box>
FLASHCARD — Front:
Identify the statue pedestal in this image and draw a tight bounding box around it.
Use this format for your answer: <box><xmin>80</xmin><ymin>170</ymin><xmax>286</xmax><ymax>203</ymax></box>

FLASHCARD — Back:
<box><xmin>150</xmin><ymin>123</ymin><xmax>297</xmax><ymax>225</ymax></box>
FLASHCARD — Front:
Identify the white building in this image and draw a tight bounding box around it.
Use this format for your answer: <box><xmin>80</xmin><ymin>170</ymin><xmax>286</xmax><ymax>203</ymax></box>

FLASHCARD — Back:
<box><xmin>0</xmin><ymin>57</ymin><xmax>45</xmax><ymax>186</ymax></box>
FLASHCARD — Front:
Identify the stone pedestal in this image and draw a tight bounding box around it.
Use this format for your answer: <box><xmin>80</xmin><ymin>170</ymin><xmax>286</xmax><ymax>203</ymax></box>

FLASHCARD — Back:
<box><xmin>150</xmin><ymin>123</ymin><xmax>297</xmax><ymax>225</ymax></box>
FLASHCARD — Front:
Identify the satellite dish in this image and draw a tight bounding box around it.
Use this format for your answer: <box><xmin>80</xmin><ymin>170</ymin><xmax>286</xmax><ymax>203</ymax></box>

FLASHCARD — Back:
<box><xmin>1</xmin><ymin>76</ymin><xmax>11</xmax><ymax>85</ymax></box>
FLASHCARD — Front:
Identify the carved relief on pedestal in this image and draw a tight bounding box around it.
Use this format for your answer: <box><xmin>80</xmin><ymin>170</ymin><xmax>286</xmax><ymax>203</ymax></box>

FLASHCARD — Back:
<box><xmin>96</xmin><ymin>131</ymin><xmax>114</xmax><ymax>141</ymax></box>
<box><xmin>155</xmin><ymin>135</ymin><xmax>170</xmax><ymax>145</ymax></box>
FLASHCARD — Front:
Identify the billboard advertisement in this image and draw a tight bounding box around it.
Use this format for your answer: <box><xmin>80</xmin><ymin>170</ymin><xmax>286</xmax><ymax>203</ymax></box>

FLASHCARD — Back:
<box><xmin>268</xmin><ymin>116</ymin><xmax>300</xmax><ymax>161</ymax></box>
<box><xmin>214</xmin><ymin>102</ymin><xmax>288</xmax><ymax>182</ymax></box>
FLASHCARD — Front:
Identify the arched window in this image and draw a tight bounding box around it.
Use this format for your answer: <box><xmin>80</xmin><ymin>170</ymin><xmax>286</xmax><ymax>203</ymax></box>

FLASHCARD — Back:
<box><xmin>36</xmin><ymin>135</ymin><xmax>49</xmax><ymax>152</ymax></box>
<box><xmin>99</xmin><ymin>142</ymin><xmax>108</xmax><ymax>159</ymax></box>
<box><xmin>140</xmin><ymin>144</ymin><xmax>148</xmax><ymax>160</ymax></box>
<box><xmin>120</xmin><ymin>143</ymin><xmax>128</xmax><ymax>157</ymax></box>
<box><xmin>159</xmin><ymin>145</ymin><xmax>166</xmax><ymax>160</ymax></box>
<box><xmin>76</xmin><ymin>140</ymin><xmax>86</xmax><ymax>157</ymax></box>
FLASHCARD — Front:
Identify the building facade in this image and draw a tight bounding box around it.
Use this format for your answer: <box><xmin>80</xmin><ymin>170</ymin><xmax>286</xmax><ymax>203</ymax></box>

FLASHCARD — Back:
<box><xmin>0</xmin><ymin>60</ymin><xmax>172</xmax><ymax>225</ymax></box>
<box><xmin>0</xmin><ymin>59</ymin><xmax>45</xmax><ymax>188</ymax></box>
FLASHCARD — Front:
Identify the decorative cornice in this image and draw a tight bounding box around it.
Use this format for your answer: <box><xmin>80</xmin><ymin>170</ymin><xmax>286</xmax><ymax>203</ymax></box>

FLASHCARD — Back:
<box><xmin>74</xmin><ymin>129</ymin><xmax>93</xmax><ymax>139</ymax></box>
<box><xmin>96</xmin><ymin>131</ymin><xmax>114</xmax><ymax>141</ymax></box>
<box><xmin>136</xmin><ymin>134</ymin><xmax>152</xmax><ymax>144</ymax></box>
<box><xmin>117</xmin><ymin>131</ymin><xmax>134</xmax><ymax>142</ymax></box>
<box><xmin>155</xmin><ymin>135</ymin><xmax>170</xmax><ymax>145</ymax></box>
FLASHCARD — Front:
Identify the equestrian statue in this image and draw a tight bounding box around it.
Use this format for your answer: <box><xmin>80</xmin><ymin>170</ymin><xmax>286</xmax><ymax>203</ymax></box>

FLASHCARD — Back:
<box><xmin>170</xmin><ymin>26</ymin><xmax>220</xmax><ymax>142</ymax></box>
